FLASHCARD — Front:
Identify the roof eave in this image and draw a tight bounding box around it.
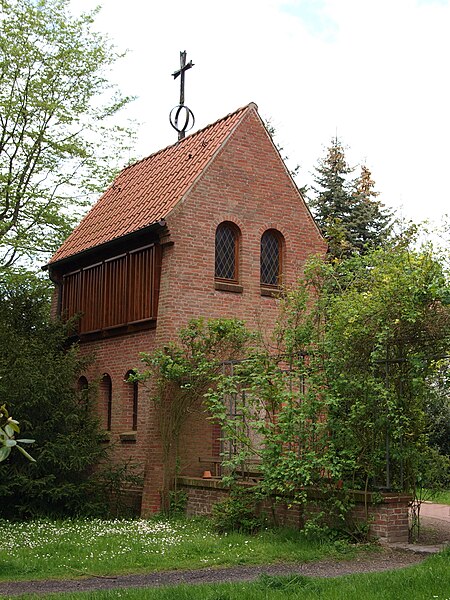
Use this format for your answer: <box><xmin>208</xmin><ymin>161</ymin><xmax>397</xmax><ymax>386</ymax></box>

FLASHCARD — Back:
<box><xmin>43</xmin><ymin>219</ymin><xmax>166</xmax><ymax>272</ymax></box>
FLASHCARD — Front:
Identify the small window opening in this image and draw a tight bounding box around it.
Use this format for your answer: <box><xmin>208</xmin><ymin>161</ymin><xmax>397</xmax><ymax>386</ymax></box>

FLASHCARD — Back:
<box><xmin>261</xmin><ymin>229</ymin><xmax>283</xmax><ymax>287</ymax></box>
<box><xmin>215</xmin><ymin>222</ymin><xmax>239</xmax><ymax>281</ymax></box>
<box><xmin>100</xmin><ymin>373</ymin><xmax>112</xmax><ymax>431</ymax></box>
<box><xmin>77</xmin><ymin>376</ymin><xmax>89</xmax><ymax>410</ymax></box>
<box><xmin>125</xmin><ymin>370</ymin><xmax>138</xmax><ymax>431</ymax></box>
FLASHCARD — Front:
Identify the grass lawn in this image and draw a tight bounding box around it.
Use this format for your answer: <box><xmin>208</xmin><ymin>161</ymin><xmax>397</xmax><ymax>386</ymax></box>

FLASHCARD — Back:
<box><xmin>423</xmin><ymin>489</ymin><xmax>450</xmax><ymax>505</ymax></box>
<box><xmin>0</xmin><ymin>517</ymin><xmax>357</xmax><ymax>582</ymax></box>
<box><xmin>10</xmin><ymin>548</ymin><xmax>450</xmax><ymax>600</ymax></box>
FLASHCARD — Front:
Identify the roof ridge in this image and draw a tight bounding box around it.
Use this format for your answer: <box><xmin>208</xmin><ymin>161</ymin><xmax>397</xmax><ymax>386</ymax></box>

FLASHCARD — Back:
<box><xmin>119</xmin><ymin>102</ymin><xmax>258</xmax><ymax>175</ymax></box>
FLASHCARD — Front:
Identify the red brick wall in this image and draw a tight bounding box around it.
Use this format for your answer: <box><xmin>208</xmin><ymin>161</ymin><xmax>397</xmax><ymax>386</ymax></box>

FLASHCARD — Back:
<box><xmin>74</xmin><ymin>107</ymin><xmax>326</xmax><ymax>516</ymax></box>
<box><xmin>78</xmin><ymin>328</ymin><xmax>163</xmax><ymax>513</ymax></box>
<box><xmin>351</xmin><ymin>499</ymin><xmax>410</xmax><ymax>543</ymax></box>
<box><xmin>177</xmin><ymin>400</ymin><xmax>214</xmax><ymax>478</ymax></box>
<box><xmin>152</xmin><ymin>109</ymin><xmax>325</xmax><ymax>502</ymax></box>
<box><xmin>157</xmin><ymin>108</ymin><xmax>325</xmax><ymax>344</ymax></box>
<box><xmin>179</xmin><ymin>479</ymin><xmax>411</xmax><ymax>543</ymax></box>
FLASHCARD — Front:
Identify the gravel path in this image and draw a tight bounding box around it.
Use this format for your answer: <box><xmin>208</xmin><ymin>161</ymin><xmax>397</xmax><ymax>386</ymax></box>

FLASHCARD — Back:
<box><xmin>0</xmin><ymin>549</ymin><xmax>429</xmax><ymax>598</ymax></box>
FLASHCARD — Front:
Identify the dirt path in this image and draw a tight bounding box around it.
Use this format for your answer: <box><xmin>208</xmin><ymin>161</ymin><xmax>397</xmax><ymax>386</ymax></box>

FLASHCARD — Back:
<box><xmin>0</xmin><ymin>549</ymin><xmax>431</xmax><ymax>598</ymax></box>
<box><xmin>417</xmin><ymin>507</ymin><xmax>450</xmax><ymax>545</ymax></box>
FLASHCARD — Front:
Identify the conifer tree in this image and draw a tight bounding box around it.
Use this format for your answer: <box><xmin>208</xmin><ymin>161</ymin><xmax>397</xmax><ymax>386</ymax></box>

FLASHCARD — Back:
<box><xmin>309</xmin><ymin>139</ymin><xmax>391</xmax><ymax>258</ymax></box>
<box><xmin>349</xmin><ymin>165</ymin><xmax>391</xmax><ymax>253</ymax></box>
<box><xmin>309</xmin><ymin>137</ymin><xmax>355</xmax><ymax>258</ymax></box>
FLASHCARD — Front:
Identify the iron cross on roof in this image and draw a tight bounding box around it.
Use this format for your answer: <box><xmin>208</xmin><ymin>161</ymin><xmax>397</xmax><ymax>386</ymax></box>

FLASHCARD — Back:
<box><xmin>172</xmin><ymin>50</ymin><xmax>194</xmax><ymax>106</ymax></box>
<box><xmin>170</xmin><ymin>51</ymin><xmax>195</xmax><ymax>140</ymax></box>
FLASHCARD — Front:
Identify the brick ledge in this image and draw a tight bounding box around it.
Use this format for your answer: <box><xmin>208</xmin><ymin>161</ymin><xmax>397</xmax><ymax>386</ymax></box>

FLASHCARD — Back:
<box><xmin>177</xmin><ymin>477</ymin><xmax>412</xmax><ymax>505</ymax></box>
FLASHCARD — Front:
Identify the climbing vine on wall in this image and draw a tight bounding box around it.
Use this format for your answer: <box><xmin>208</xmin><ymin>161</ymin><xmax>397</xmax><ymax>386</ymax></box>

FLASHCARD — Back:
<box><xmin>133</xmin><ymin>318</ymin><xmax>251</xmax><ymax>513</ymax></box>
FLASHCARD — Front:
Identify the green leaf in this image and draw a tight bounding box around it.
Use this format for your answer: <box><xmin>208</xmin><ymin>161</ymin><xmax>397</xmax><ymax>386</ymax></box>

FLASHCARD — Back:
<box><xmin>0</xmin><ymin>446</ymin><xmax>11</xmax><ymax>462</ymax></box>
<box><xmin>8</xmin><ymin>422</ymin><xmax>20</xmax><ymax>433</ymax></box>
<box><xmin>16</xmin><ymin>445</ymin><xmax>36</xmax><ymax>463</ymax></box>
<box><xmin>4</xmin><ymin>424</ymin><xmax>15</xmax><ymax>437</ymax></box>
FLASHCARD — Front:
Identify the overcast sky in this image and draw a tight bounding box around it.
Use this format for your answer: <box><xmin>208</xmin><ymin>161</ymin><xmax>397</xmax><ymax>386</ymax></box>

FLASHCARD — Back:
<box><xmin>71</xmin><ymin>0</ymin><xmax>450</xmax><ymax>227</ymax></box>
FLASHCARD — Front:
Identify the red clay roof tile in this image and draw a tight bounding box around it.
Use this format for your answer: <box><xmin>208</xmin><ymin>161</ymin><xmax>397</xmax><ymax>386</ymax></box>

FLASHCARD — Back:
<box><xmin>49</xmin><ymin>103</ymin><xmax>257</xmax><ymax>264</ymax></box>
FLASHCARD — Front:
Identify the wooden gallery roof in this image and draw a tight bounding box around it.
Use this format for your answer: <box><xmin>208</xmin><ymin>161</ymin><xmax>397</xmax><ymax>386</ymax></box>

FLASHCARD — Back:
<box><xmin>49</xmin><ymin>103</ymin><xmax>257</xmax><ymax>265</ymax></box>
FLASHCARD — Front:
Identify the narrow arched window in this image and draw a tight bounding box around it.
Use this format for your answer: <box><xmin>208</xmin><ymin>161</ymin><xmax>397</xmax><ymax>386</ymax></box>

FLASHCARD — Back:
<box><xmin>125</xmin><ymin>370</ymin><xmax>138</xmax><ymax>431</ymax></box>
<box><xmin>215</xmin><ymin>222</ymin><xmax>239</xmax><ymax>282</ymax></box>
<box><xmin>100</xmin><ymin>373</ymin><xmax>112</xmax><ymax>431</ymax></box>
<box><xmin>78</xmin><ymin>376</ymin><xmax>88</xmax><ymax>392</ymax></box>
<box><xmin>77</xmin><ymin>376</ymin><xmax>89</xmax><ymax>411</ymax></box>
<box><xmin>261</xmin><ymin>229</ymin><xmax>283</xmax><ymax>287</ymax></box>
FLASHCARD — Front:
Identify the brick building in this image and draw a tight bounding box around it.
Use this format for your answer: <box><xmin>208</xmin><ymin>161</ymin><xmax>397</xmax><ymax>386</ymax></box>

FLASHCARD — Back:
<box><xmin>46</xmin><ymin>103</ymin><xmax>326</xmax><ymax>515</ymax></box>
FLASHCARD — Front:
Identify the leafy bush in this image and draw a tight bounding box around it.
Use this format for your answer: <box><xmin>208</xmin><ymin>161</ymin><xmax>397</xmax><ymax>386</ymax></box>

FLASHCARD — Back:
<box><xmin>168</xmin><ymin>490</ymin><xmax>188</xmax><ymax>516</ymax></box>
<box><xmin>208</xmin><ymin>238</ymin><xmax>450</xmax><ymax>539</ymax></box>
<box><xmin>212</xmin><ymin>488</ymin><xmax>267</xmax><ymax>534</ymax></box>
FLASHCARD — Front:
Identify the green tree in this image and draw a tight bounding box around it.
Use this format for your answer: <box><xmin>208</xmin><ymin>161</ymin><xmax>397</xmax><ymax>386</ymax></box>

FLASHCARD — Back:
<box><xmin>0</xmin><ymin>0</ymin><xmax>135</xmax><ymax>267</ymax></box>
<box><xmin>0</xmin><ymin>270</ymin><xmax>117</xmax><ymax>518</ymax></box>
<box><xmin>425</xmin><ymin>362</ymin><xmax>450</xmax><ymax>457</ymax></box>
<box><xmin>321</xmin><ymin>241</ymin><xmax>450</xmax><ymax>493</ymax></box>
<box><xmin>309</xmin><ymin>137</ymin><xmax>354</xmax><ymax>257</ymax></box>
<box><xmin>309</xmin><ymin>138</ymin><xmax>391</xmax><ymax>257</ymax></box>
<box><xmin>207</xmin><ymin>237</ymin><xmax>450</xmax><ymax>534</ymax></box>
<box><xmin>349</xmin><ymin>165</ymin><xmax>391</xmax><ymax>253</ymax></box>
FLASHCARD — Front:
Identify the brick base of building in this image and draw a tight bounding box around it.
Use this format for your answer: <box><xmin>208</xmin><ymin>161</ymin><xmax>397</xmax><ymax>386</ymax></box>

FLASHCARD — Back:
<box><xmin>177</xmin><ymin>477</ymin><xmax>411</xmax><ymax>544</ymax></box>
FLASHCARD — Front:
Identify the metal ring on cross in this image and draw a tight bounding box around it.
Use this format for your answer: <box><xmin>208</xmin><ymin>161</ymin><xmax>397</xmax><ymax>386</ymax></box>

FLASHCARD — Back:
<box><xmin>169</xmin><ymin>105</ymin><xmax>195</xmax><ymax>135</ymax></box>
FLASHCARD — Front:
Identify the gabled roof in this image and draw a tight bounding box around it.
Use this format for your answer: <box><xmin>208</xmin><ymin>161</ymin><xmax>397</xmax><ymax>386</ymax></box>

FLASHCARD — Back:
<box><xmin>49</xmin><ymin>103</ymin><xmax>257</xmax><ymax>265</ymax></box>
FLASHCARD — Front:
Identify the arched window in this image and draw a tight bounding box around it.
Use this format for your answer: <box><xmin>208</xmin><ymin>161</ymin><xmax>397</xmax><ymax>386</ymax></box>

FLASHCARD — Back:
<box><xmin>125</xmin><ymin>370</ymin><xmax>138</xmax><ymax>431</ymax></box>
<box><xmin>77</xmin><ymin>376</ymin><xmax>88</xmax><ymax>392</ymax></box>
<box><xmin>100</xmin><ymin>373</ymin><xmax>112</xmax><ymax>431</ymax></box>
<box><xmin>260</xmin><ymin>229</ymin><xmax>283</xmax><ymax>287</ymax></box>
<box><xmin>77</xmin><ymin>376</ymin><xmax>89</xmax><ymax>410</ymax></box>
<box><xmin>215</xmin><ymin>222</ymin><xmax>239</xmax><ymax>282</ymax></box>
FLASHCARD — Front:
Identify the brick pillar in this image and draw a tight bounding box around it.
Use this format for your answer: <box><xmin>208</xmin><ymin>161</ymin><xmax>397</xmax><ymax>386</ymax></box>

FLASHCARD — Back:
<box><xmin>140</xmin><ymin>465</ymin><xmax>164</xmax><ymax>516</ymax></box>
<box><xmin>368</xmin><ymin>496</ymin><xmax>411</xmax><ymax>543</ymax></box>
